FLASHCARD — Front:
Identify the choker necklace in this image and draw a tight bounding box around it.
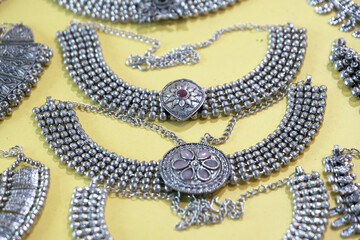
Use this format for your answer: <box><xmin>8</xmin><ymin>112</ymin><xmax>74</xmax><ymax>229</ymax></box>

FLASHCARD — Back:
<box><xmin>329</xmin><ymin>38</ymin><xmax>360</xmax><ymax>98</ymax></box>
<box><xmin>306</xmin><ymin>0</ymin><xmax>360</xmax><ymax>38</ymax></box>
<box><xmin>0</xmin><ymin>23</ymin><xmax>53</xmax><ymax>121</ymax></box>
<box><xmin>70</xmin><ymin>166</ymin><xmax>329</xmax><ymax>236</ymax></box>
<box><xmin>34</xmin><ymin>77</ymin><xmax>327</xmax><ymax>229</ymax></box>
<box><xmin>57</xmin><ymin>21</ymin><xmax>307</xmax><ymax>121</ymax></box>
<box><xmin>54</xmin><ymin>0</ymin><xmax>241</xmax><ymax>23</ymax></box>
<box><xmin>0</xmin><ymin>146</ymin><xmax>50</xmax><ymax>239</ymax></box>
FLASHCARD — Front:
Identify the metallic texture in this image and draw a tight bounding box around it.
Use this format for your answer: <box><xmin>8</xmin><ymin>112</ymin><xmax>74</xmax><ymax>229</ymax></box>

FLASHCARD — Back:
<box><xmin>159</xmin><ymin>79</ymin><xmax>206</xmax><ymax>120</ymax></box>
<box><xmin>323</xmin><ymin>145</ymin><xmax>360</xmax><ymax>238</ymax></box>
<box><xmin>0</xmin><ymin>146</ymin><xmax>50</xmax><ymax>239</ymax></box>
<box><xmin>307</xmin><ymin>0</ymin><xmax>360</xmax><ymax>38</ymax></box>
<box><xmin>57</xmin><ymin>21</ymin><xmax>307</xmax><ymax>121</ymax></box>
<box><xmin>0</xmin><ymin>23</ymin><xmax>53</xmax><ymax>121</ymax></box>
<box><xmin>54</xmin><ymin>0</ymin><xmax>240</xmax><ymax>23</ymax></box>
<box><xmin>159</xmin><ymin>143</ymin><xmax>230</xmax><ymax>194</ymax></box>
<box><xmin>329</xmin><ymin>38</ymin><xmax>360</xmax><ymax>98</ymax></box>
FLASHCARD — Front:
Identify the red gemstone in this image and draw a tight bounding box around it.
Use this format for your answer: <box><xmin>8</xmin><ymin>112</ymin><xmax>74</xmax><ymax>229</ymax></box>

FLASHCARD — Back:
<box><xmin>176</xmin><ymin>89</ymin><xmax>188</xmax><ymax>98</ymax></box>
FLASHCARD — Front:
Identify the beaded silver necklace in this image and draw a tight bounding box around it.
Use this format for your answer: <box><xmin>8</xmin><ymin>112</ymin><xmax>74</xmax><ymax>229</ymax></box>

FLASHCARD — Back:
<box><xmin>57</xmin><ymin>21</ymin><xmax>307</xmax><ymax>122</ymax></box>
<box><xmin>54</xmin><ymin>0</ymin><xmax>241</xmax><ymax>23</ymax></box>
<box><xmin>0</xmin><ymin>23</ymin><xmax>53</xmax><ymax>121</ymax></box>
<box><xmin>70</xmin><ymin>166</ymin><xmax>329</xmax><ymax>238</ymax></box>
<box><xmin>307</xmin><ymin>0</ymin><xmax>360</xmax><ymax>38</ymax></box>
<box><xmin>34</xmin><ymin>76</ymin><xmax>327</xmax><ymax>229</ymax></box>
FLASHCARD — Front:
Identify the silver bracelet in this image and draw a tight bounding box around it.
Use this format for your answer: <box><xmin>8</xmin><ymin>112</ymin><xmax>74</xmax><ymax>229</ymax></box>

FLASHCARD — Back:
<box><xmin>329</xmin><ymin>38</ymin><xmax>360</xmax><ymax>98</ymax></box>
<box><xmin>0</xmin><ymin>146</ymin><xmax>50</xmax><ymax>240</ymax></box>
<box><xmin>306</xmin><ymin>0</ymin><xmax>360</xmax><ymax>38</ymax></box>
<box><xmin>33</xmin><ymin>77</ymin><xmax>327</xmax><ymax>229</ymax></box>
<box><xmin>323</xmin><ymin>145</ymin><xmax>360</xmax><ymax>238</ymax></box>
<box><xmin>69</xmin><ymin>166</ymin><xmax>329</xmax><ymax>238</ymax></box>
<box><xmin>54</xmin><ymin>0</ymin><xmax>241</xmax><ymax>23</ymax></box>
<box><xmin>57</xmin><ymin>21</ymin><xmax>307</xmax><ymax>121</ymax></box>
<box><xmin>0</xmin><ymin>23</ymin><xmax>53</xmax><ymax>121</ymax></box>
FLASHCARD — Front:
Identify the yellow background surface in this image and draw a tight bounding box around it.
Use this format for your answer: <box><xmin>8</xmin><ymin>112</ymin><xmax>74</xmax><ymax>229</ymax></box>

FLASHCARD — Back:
<box><xmin>0</xmin><ymin>0</ymin><xmax>360</xmax><ymax>239</ymax></box>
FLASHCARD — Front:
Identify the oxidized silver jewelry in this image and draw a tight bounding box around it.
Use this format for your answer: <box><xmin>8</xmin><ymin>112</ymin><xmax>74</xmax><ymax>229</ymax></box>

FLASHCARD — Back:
<box><xmin>307</xmin><ymin>0</ymin><xmax>360</xmax><ymax>38</ymax></box>
<box><xmin>323</xmin><ymin>145</ymin><xmax>360</xmax><ymax>238</ymax></box>
<box><xmin>329</xmin><ymin>38</ymin><xmax>360</xmax><ymax>97</ymax></box>
<box><xmin>0</xmin><ymin>23</ymin><xmax>53</xmax><ymax>120</ymax></box>
<box><xmin>70</xmin><ymin>166</ymin><xmax>329</xmax><ymax>238</ymax></box>
<box><xmin>54</xmin><ymin>0</ymin><xmax>241</xmax><ymax>23</ymax></box>
<box><xmin>57</xmin><ymin>21</ymin><xmax>307</xmax><ymax>121</ymax></box>
<box><xmin>34</xmin><ymin>77</ymin><xmax>327</xmax><ymax>229</ymax></box>
<box><xmin>0</xmin><ymin>145</ymin><xmax>50</xmax><ymax>239</ymax></box>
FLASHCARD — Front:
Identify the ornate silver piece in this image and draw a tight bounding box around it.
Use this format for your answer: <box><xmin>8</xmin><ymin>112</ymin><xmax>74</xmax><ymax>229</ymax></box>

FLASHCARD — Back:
<box><xmin>323</xmin><ymin>145</ymin><xmax>360</xmax><ymax>238</ymax></box>
<box><xmin>0</xmin><ymin>23</ymin><xmax>52</xmax><ymax>121</ymax></box>
<box><xmin>54</xmin><ymin>0</ymin><xmax>240</xmax><ymax>23</ymax></box>
<box><xmin>69</xmin><ymin>167</ymin><xmax>329</xmax><ymax>238</ymax></box>
<box><xmin>34</xmin><ymin>77</ymin><xmax>327</xmax><ymax>229</ymax></box>
<box><xmin>307</xmin><ymin>0</ymin><xmax>360</xmax><ymax>38</ymax></box>
<box><xmin>329</xmin><ymin>38</ymin><xmax>360</xmax><ymax>98</ymax></box>
<box><xmin>0</xmin><ymin>146</ymin><xmax>50</xmax><ymax>239</ymax></box>
<box><xmin>159</xmin><ymin>143</ymin><xmax>230</xmax><ymax>194</ymax></box>
<box><xmin>159</xmin><ymin>79</ymin><xmax>206</xmax><ymax>120</ymax></box>
<box><xmin>57</xmin><ymin>21</ymin><xmax>307</xmax><ymax>121</ymax></box>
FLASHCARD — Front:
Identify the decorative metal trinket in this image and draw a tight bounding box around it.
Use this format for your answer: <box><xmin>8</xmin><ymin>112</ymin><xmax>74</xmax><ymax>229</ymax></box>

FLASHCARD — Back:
<box><xmin>159</xmin><ymin>79</ymin><xmax>206</xmax><ymax>120</ymax></box>
<box><xmin>54</xmin><ymin>0</ymin><xmax>240</xmax><ymax>23</ymax></box>
<box><xmin>307</xmin><ymin>0</ymin><xmax>360</xmax><ymax>38</ymax></box>
<box><xmin>34</xmin><ymin>77</ymin><xmax>327</xmax><ymax>229</ymax></box>
<box><xmin>58</xmin><ymin>21</ymin><xmax>307</xmax><ymax>121</ymax></box>
<box><xmin>0</xmin><ymin>146</ymin><xmax>50</xmax><ymax>239</ymax></box>
<box><xmin>323</xmin><ymin>145</ymin><xmax>360</xmax><ymax>238</ymax></box>
<box><xmin>329</xmin><ymin>38</ymin><xmax>360</xmax><ymax>97</ymax></box>
<box><xmin>69</xmin><ymin>166</ymin><xmax>329</xmax><ymax>239</ymax></box>
<box><xmin>0</xmin><ymin>23</ymin><xmax>52</xmax><ymax>120</ymax></box>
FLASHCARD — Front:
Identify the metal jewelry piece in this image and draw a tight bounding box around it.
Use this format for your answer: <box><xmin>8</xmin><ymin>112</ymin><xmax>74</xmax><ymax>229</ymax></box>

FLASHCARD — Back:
<box><xmin>306</xmin><ymin>0</ymin><xmax>360</xmax><ymax>38</ymax></box>
<box><xmin>329</xmin><ymin>38</ymin><xmax>360</xmax><ymax>98</ymax></box>
<box><xmin>0</xmin><ymin>23</ymin><xmax>53</xmax><ymax>121</ymax></box>
<box><xmin>323</xmin><ymin>145</ymin><xmax>360</xmax><ymax>238</ymax></box>
<box><xmin>54</xmin><ymin>0</ymin><xmax>241</xmax><ymax>23</ymax></box>
<box><xmin>34</xmin><ymin>77</ymin><xmax>327</xmax><ymax>229</ymax></box>
<box><xmin>69</xmin><ymin>166</ymin><xmax>329</xmax><ymax>238</ymax></box>
<box><xmin>0</xmin><ymin>145</ymin><xmax>50</xmax><ymax>239</ymax></box>
<box><xmin>57</xmin><ymin>21</ymin><xmax>307</xmax><ymax>121</ymax></box>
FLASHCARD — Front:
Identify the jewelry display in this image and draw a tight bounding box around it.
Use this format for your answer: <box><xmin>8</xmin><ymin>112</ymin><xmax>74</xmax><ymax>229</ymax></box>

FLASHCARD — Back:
<box><xmin>34</xmin><ymin>76</ymin><xmax>327</xmax><ymax>229</ymax></box>
<box><xmin>0</xmin><ymin>145</ymin><xmax>50</xmax><ymax>239</ymax></box>
<box><xmin>0</xmin><ymin>23</ymin><xmax>53</xmax><ymax>121</ymax></box>
<box><xmin>69</xmin><ymin>166</ymin><xmax>329</xmax><ymax>238</ymax></box>
<box><xmin>306</xmin><ymin>0</ymin><xmax>360</xmax><ymax>38</ymax></box>
<box><xmin>57</xmin><ymin>21</ymin><xmax>307</xmax><ymax>121</ymax></box>
<box><xmin>54</xmin><ymin>0</ymin><xmax>241</xmax><ymax>23</ymax></box>
<box><xmin>329</xmin><ymin>38</ymin><xmax>360</xmax><ymax>98</ymax></box>
<box><xmin>323</xmin><ymin>145</ymin><xmax>360</xmax><ymax>238</ymax></box>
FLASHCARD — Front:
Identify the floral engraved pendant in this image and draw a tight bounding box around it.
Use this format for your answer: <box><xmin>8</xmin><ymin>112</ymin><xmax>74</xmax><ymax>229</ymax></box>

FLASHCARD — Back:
<box><xmin>159</xmin><ymin>143</ymin><xmax>231</xmax><ymax>194</ymax></box>
<box><xmin>159</xmin><ymin>79</ymin><xmax>206</xmax><ymax>121</ymax></box>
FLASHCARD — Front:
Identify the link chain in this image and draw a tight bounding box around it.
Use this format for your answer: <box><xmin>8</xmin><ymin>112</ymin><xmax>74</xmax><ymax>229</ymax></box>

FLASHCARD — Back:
<box><xmin>70</xmin><ymin>20</ymin><xmax>287</xmax><ymax>71</ymax></box>
<box><xmin>0</xmin><ymin>145</ymin><xmax>23</xmax><ymax>158</ymax></box>
<box><xmin>341</xmin><ymin>147</ymin><xmax>360</xmax><ymax>158</ymax></box>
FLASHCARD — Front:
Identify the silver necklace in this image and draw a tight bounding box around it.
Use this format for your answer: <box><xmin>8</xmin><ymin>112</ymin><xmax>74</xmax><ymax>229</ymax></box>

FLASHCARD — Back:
<box><xmin>0</xmin><ymin>23</ymin><xmax>53</xmax><ymax>121</ymax></box>
<box><xmin>0</xmin><ymin>146</ymin><xmax>50</xmax><ymax>240</ymax></box>
<box><xmin>54</xmin><ymin>0</ymin><xmax>241</xmax><ymax>23</ymax></box>
<box><xmin>329</xmin><ymin>38</ymin><xmax>360</xmax><ymax>98</ymax></box>
<box><xmin>58</xmin><ymin>21</ymin><xmax>307</xmax><ymax>121</ymax></box>
<box><xmin>70</xmin><ymin>166</ymin><xmax>329</xmax><ymax>238</ymax></box>
<box><xmin>323</xmin><ymin>145</ymin><xmax>360</xmax><ymax>238</ymax></box>
<box><xmin>307</xmin><ymin>0</ymin><xmax>360</xmax><ymax>38</ymax></box>
<box><xmin>34</xmin><ymin>77</ymin><xmax>327</xmax><ymax>229</ymax></box>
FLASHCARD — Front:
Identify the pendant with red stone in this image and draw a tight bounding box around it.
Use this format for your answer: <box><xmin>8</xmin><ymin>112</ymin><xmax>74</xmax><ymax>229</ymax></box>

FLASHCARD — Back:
<box><xmin>159</xmin><ymin>143</ymin><xmax>231</xmax><ymax>194</ymax></box>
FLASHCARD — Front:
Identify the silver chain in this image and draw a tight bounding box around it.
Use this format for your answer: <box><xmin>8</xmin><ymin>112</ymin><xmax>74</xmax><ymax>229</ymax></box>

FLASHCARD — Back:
<box><xmin>341</xmin><ymin>147</ymin><xmax>360</xmax><ymax>158</ymax></box>
<box><xmin>70</xmin><ymin>20</ymin><xmax>286</xmax><ymax>71</ymax></box>
<box><xmin>0</xmin><ymin>145</ymin><xmax>23</xmax><ymax>158</ymax></box>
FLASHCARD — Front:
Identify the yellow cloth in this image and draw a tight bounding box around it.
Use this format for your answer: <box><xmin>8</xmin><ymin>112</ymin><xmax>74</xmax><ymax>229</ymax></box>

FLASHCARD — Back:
<box><xmin>0</xmin><ymin>0</ymin><xmax>359</xmax><ymax>239</ymax></box>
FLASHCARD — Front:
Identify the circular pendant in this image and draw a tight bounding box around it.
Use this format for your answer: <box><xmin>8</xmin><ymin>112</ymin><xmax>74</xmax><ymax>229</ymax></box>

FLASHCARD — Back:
<box><xmin>159</xmin><ymin>143</ymin><xmax>231</xmax><ymax>194</ymax></box>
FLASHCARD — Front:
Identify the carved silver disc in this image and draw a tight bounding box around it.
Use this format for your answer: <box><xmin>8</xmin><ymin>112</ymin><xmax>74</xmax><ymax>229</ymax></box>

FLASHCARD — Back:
<box><xmin>159</xmin><ymin>143</ymin><xmax>231</xmax><ymax>194</ymax></box>
<box><xmin>159</xmin><ymin>79</ymin><xmax>206</xmax><ymax>121</ymax></box>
